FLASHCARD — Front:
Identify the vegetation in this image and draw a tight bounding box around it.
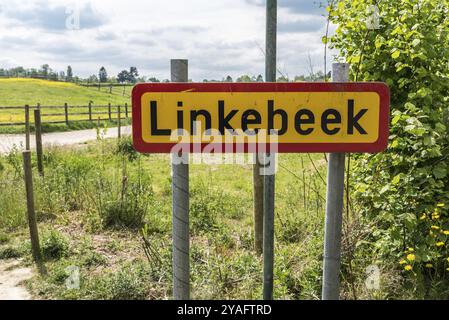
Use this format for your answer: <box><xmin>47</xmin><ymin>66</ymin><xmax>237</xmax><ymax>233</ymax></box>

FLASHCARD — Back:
<box><xmin>0</xmin><ymin>78</ymin><xmax>129</xmax><ymax>106</ymax></box>
<box><xmin>0</xmin><ymin>130</ymin><xmax>340</xmax><ymax>299</ymax></box>
<box><xmin>0</xmin><ymin>0</ymin><xmax>448</xmax><ymax>300</ymax></box>
<box><xmin>329</xmin><ymin>0</ymin><xmax>449</xmax><ymax>298</ymax></box>
<box><xmin>0</xmin><ymin>78</ymin><xmax>131</xmax><ymax>133</ymax></box>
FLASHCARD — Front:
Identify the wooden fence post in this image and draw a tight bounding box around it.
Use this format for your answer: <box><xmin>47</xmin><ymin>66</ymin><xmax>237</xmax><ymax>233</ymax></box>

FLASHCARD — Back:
<box><xmin>117</xmin><ymin>105</ymin><xmax>121</xmax><ymax>138</ymax></box>
<box><xmin>64</xmin><ymin>103</ymin><xmax>69</xmax><ymax>125</ymax></box>
<box><xmin>34</xmin><ymin>109</ymin><xmax>44</xmax><ymax>176</ymax></box>
<box><xmin>88</xmin><ymin>102</ymin><xmax>92</xmax><ymax>121</ymax></box>
<box><xmin>108</xmin><ymin>103</ymin><xmax>112</xmax><ymax>121</ymax></box>
<box><xmin>125</xmin><ymin>103</ymin><xmax>128</xmax><ymax>118</ymax></box>
<box><xmin>25</xmin><ymin>105</ymin><xmax>30</xmax><ymax>150</ymax></box>
<box><xmin>109</xmin><ymin>84</ymin><xmax>112</xmax><ymax>94</ymax></box>
<box><xmin>22</xmin><ymin>150</ymin><xmax>45</xmax><ymax>274</ymax></box>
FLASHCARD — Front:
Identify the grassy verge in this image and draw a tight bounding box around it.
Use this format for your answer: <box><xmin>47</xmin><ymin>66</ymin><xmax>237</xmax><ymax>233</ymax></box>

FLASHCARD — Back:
<box><xmin>0</xmin><ymin>135</ymin><xmax>414</xmax><ymax>300</ymax></box>
<box><xmin>0</xmin><ymin>119</ymin><xmax>131</xmax><ymax>134</ymax></box>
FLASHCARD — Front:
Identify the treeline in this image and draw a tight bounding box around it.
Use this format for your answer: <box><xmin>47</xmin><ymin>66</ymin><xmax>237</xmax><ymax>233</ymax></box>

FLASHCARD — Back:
<box><xmin>203</xmin><ymin>70</ymin><xmax>330</xmax><ymax>83</ymax></box>
<box><xmin>0</xmin><ymin>65</ymin><xmax>76</xmax><ymax>82</ymax></box>
<box><xmin>0</xmin><ymin>64</ymin><xmax>330</xmax><ymax>84</ymax></box>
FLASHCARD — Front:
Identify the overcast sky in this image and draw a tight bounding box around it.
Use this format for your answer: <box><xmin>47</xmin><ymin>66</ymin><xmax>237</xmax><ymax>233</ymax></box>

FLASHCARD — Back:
<box><xmin>0</xmin><ymin>0</ymin><xmax>338</xmax><ymax>80</ymax></box>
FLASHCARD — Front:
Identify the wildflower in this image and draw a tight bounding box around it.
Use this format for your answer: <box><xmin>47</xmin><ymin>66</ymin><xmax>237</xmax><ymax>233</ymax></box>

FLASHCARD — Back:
<box><xmin>399</xmin><ymin>260</ymin><xmax>407</xmax><ymax>265</ymax></box>
<box><xmin>436</xmin><ymin>242</ymin><xmax>445</xmax><ymax>247</ymax></box>
<box><xmin>419</xmin><ymin>213</ymin><xmax>427</xmax><ymax>220</ymax></box>
<box><xmin>408</xmin><ymin>248</ymin><xmax>414</xmax><ymax>252</ymax></box>
<box><xmin>431</xmin><ymin>225</ymin><xmax>440</xmax><ymax>230</ymax></box>
<box><xmin>437</xmin><ymin>203</ymin><xmax>445</xmax><ymax>207</ymax></box>
<box><xmin>404</xmin><ymin>265</ymin><xmax>412</xmax><ymax>271</ymax></box>
<box><xmin>432</xmin><ymin>214</ymin><xmax>440</xmax><ymax>220</ymax></box>
<box><xmin>446</xmin><ymin>257</ymin><xmax>449</xmax><ymax>263</ymax></box>
<box><xmin>407</xmin><ymin>254</ymin><xmax>415</xmax><ymax>261</ymax></box>
<box><xmin>443</xmin><ymin>230</ymin><xmax>449</xmax><ymax>235</ymax></box>
<box><xmin>425</xmin><ymin>263</ymin><xmax>433</xmax><ymax>268</ymax></box>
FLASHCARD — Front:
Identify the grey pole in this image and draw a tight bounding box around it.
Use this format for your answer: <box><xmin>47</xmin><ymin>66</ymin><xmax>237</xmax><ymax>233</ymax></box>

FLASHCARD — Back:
<box><xmin>263</xmin><ymin>0</ymin><xmax>277</xmax><ymax>301</ymax></box>
<box><xmin>171</xmin><ymin>59</ymin><xmax>190</xmax><ymax>300</ymax></box>
<box><xmin>321</xmin><ymin>62</ymin><xmax>349</xmax><ymax>300</ymax></box>
<box><xmin>253</xmin><ymin>164</ymin><xmax>263</xmax><ymax>254</ymax></box>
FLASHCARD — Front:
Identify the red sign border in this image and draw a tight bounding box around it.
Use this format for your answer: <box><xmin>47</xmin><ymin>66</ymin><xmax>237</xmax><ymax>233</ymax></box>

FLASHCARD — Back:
<box><xmin>132</xmin><ymin>82</ymin><xmax>389</xmax><ymax>153</ymax></box>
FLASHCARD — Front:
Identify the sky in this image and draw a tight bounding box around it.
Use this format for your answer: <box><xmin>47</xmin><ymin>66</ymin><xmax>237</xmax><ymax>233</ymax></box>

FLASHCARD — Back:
<box><xmin>0</xmin><ymin>0</ymin><xmax>338</xmax><ymax>81</ymax></box>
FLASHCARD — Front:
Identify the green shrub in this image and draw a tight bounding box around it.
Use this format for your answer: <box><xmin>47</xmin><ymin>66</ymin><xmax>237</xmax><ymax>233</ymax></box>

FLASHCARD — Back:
<box><xmin>116</xmin><ymin>136</ymin><xmax>138</xmax><ymax>161</ymax></box>
<box><xmin>0</xmin><ymin>246</ymin><xmax>22</xmax><ymax>259</ymax></box>
<box><xmin>42</xmin><ymin>230</ymin><xmax>69</xmax><ymax>260</ymax></box>
<box><xmin>48</xmin><ymin>262</ymin><xmax>71</xmax><ymax>285</ymax></box>
<box><xmin>330</xmin><ymin>0</ymin><xmax>449</xmax><ymax>292</ymax></box>
<box><xmin>108</xmin><ymin>265</ymin><xmax>148</xmax><ymax>300</ymax></box>
<box><xmin>99</xmin><ymin>181</ymin><xmax>150</xmax><ymax>229</ymax></box>
<box><xmin>190</xmin><ymin>182</ymin><xmax>245</xmax><ymax>235</ymax></box>
<box><xmin>0</xmin><ymin>178</ymin><xmax>26</xmax><ymax>230</ymax></box>
<box><xmin>81</xmin><ymin>251</ymin><xmax>107</xmax><ymax>267</ymax></box>
<box><xmin>0</xmin><ymin>232</ymin><xmax>9</xmax><ymax>244</ymax></box>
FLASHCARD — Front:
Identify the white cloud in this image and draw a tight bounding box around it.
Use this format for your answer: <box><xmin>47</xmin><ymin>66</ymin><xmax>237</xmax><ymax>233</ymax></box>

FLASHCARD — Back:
<box><xmin>0</xmin><ymin>0</ymin><xmax>337</xmax><ymax>80</ymax></box>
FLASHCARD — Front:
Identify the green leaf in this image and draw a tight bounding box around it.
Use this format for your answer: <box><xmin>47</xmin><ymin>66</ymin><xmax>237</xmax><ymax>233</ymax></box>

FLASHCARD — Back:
<box><xmin>433</xmin><ymin>164</ymin><xmax>447</xmax><ymax>179</ymax></box>
<box><xmin>391</xmin><ymin>140</ymin><xmax>399</xmax><ymax>148</ymax></box>
<box><xmin>392</xmin><ymin>174</ymin><xmax>401</xmax><ymax>185</ymax></box>
<box><xmin>391</xmin><ymin>50</ymin><xmax>401</xmax><ymax>59</ymax></box>
<box><xmin>391</xmin><ymin>114</ymin><xmax>401</xmax><ymax>125</ymax></box>
<box><xmin>411</xmin><ymin>38</ymin><xmax>421</xmax><ymax>47</ymax></box>
<box><xmin>380</xmin><ymin>185</ymin><xmax>389</xmax><ymax>194</ymax></box>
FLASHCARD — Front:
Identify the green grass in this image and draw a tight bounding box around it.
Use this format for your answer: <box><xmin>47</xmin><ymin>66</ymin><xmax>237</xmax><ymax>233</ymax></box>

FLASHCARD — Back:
<box><xmin>0</xmin><ymin>118</ymin><xmax>131</xmax><ymax>134</ymax></box>
<box><xmin>0</xmin><ymin>135</ymin><xmax>426</xmax><ymax>300</ymax></box>
<box><xmin>0</xmin><ymin>78</ymin><xmax>130</xmax><ymax>106</ymax></box>
<box><xmin>0</xmin><ymin>78</ymin><xmax>131</xmax><ymax>133</ymax></box>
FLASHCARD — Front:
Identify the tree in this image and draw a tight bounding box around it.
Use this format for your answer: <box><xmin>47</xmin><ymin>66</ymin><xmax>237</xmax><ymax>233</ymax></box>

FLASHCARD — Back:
<box><xmin>276</xmin><ymin>75</ymin><xmax>289</xmax><ymax>82</ymax></box>
<box><xmin>117</xmin><ymin>67</ymin><xmax>139</xmax><ymax>83</ymax></box>
<box><xmin>117</xmin><ymin>70</ymin><xmax>129</xmax><ymax>83</ymax></box>
<box><xmin>66</xmin><ymin>66</ymin><xmax>73</xmax><ymax>82</ymax></box>
<box><xmin>99</xmin><ymin>66</ymin><xmax>108</xmax><ymax>83</ymax></box>
<box><xmin>148</xmin><ymin>77</ymin><xmax>160</xmax><ymax>83</ymax></box>
<box><xmin>236</xmin><ymin>75</ymin><xmax>252</xmax><ymax>82</ymax></box>
<box><xmin>225</xmin><ymin>75</ymin><xmax>233</xmax><ymax>82</ymax></box>
<box><xmin>41</xmin><ymin>64</ymin><xmax>50</xmax><ymax>79</ymax></box>
<box><xmin>128</xmin><ymin>67</ymin><xmax>139</xmax><ymax>83</ymax></box>
<box><xmin>256</xmin><ymin>74</ymin><xmax>264</xmax><ymax>82</ymax></box>
<box><xmin>88</xmin><ymin>74</ymin><xmax>98</xmax><ymax>83</ymax></box>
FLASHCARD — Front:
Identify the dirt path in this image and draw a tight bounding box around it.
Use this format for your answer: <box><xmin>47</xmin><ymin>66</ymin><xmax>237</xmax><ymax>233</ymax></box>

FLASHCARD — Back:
<box><xmin>0</xmin><ymin>126</ymin><xmax>131</xmax><ymax>154</ymax></box>
<box><xmin>0</xmin><ymin>259</ymin><xmax>33</xmax><ymax>300</ymax></box>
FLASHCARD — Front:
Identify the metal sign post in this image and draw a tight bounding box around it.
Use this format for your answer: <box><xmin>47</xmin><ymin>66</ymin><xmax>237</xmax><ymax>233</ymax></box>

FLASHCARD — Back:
<box><xmin>171</xmin><ymin>59</ymin><xmax>190</xmax><ymax>300</ymax></box>
<box><xmin>321</xmin><ymin>63</ymin><xmax>349</xmax><ymax>300</ymax></box>
<box><xmin>263</xmin><ymin>0</ymin><xmax>277</xmax><ymax>301</ymax></box>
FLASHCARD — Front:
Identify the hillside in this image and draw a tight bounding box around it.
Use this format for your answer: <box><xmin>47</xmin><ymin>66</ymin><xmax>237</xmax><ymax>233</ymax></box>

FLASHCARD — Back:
<box><xmin>0</xmin><ymin>78</ymin><xmax>130</xmax><ymax>106</ymax></box>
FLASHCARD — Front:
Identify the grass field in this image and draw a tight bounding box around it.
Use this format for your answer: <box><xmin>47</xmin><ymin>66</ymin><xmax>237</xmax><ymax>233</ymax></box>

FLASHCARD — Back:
<box><xmin>0</xmin><ymin>79</ymin><xmax>131</xmax><ymax>133</ymax></box>
<box><xmin>0</xmin><ymin>131</ymin><xmax>412</xmax><ymax>300</ymax></box>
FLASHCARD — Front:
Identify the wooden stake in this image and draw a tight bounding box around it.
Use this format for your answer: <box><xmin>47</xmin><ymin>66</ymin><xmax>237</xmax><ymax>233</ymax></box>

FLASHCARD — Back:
<box><xmin>25</xmin><ymin>105</ymin><xmax>30</xmax><ymax>150</ymax></box>
<box><xmin>22</xmin><ymin>150</ymin><xmax>45</xmax><ymax>274</ymax></box>
<box><xmin>34</xmin><ymin>109</ymin><xmax>44</xmax><ymax>176</ymax></box>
